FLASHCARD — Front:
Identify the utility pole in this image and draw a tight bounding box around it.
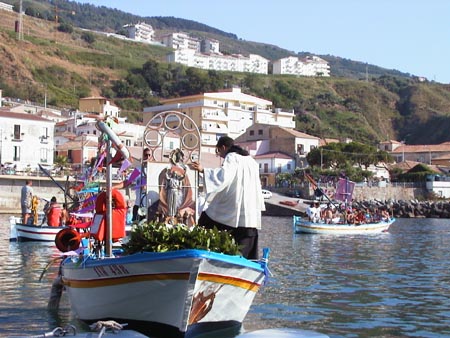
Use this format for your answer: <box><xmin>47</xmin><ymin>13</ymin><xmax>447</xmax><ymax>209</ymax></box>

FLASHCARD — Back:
<box><xmin>17</xmin><ymin>0</ymin><xmax>24</xmax><ymax>41</ymax></box>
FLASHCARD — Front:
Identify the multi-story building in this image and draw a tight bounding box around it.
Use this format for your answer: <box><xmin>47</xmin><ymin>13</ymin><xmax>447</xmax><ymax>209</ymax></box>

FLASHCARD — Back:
<box><xmin>160</xmin><ymin>32</ymin><xmax>200</xmax><ymax>51</ymax></box>
<box><xmin>123</xmin><ymin>22</ymin><xmax>154</xmax><ymax>43</ymax></box>
<box><xmin>236</xmin><ymin>123</ymin><xmax>320</xmax><ymax>168</ymax></box>
<box><xmin>78</xmin><ymin>97</ymin><xmax>120</xmax><ymax>118</ymax></box>
<box><xmin>379</xmin><ymin>140</ymin><xmax>450</xmax><ymax>165</ymax></box>
<box><xmin>143</xmin><ymin>87</ymin><xmax>295</xmax><ymax>153</ymax></box>
<box><xmin>167</xmin><ymin>49</ymin><xmax>269</xmax><ymax>74</ymax></box>
<box><xmin>0</xmin><ymin>110</ymin><xmax>55</xmax><ymax>171</ymax></box>
<box><xmin>201</xmin><ymin>38</ymin><xmax>221</xmax><ymax>54</ymax></box>
<box><xmin>273</xmin><ymin>55</ymin><xmax>330</xmax><ymax>77</ymax></box>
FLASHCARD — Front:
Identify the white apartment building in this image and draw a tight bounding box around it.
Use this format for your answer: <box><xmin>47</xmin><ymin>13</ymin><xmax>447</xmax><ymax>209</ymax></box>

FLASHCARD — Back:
<box><xmin>0</xmin><ymin>1</ymin><xmax>13</xmax><ymax>12</ymax></box>
<box><xmin>273</xmin><ymin>55</ymin><xmax>330</xmax><ymax>77</ymax></box>
<box><xmin>201</xmin><ymin>38</ymin><xmax>221</xmax><ymax>54</ymax></box>
<box><xmin>167</xmin><ymin>49</ymin><xmax>269</xmax><ymax>74</ymax></box>
<box><xmin>160</xmin><ymin>32</ymin><xmax>200</xmax><ymax>51</ymax></box>
<box><xmin>123</xmin><ymin>22</ymin><xmax>154</xmax><ymax>43</ymax></box>
<box><xmin>143</xmin><ymin>87</ymin><xmax>295</xmax><ymax>153</ymax></box>
<box><xmin>0</xmin><ymin>110</ymin><xmax>55</xmax><ymax>170</ymax></box>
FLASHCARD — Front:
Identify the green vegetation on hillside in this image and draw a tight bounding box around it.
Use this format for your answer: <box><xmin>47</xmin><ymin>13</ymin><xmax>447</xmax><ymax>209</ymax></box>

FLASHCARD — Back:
<box><xmin>1</xmin><ymin>0</ymin><xmax>450</xmax><ymax>146</ymax></box>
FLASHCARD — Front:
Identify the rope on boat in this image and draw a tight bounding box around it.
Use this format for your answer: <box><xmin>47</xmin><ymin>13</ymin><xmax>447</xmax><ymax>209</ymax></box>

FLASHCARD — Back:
<box><xmin>27</xmin><ymin>321</ymin><xmax>127</xmax><ymax>337</ymax></box>
<box><xmin>89</xmin><ymin>321</ymin><xmax>128</xmax><ymax>336</ymax></box>
<box><xmin>27</xmin><ymin>324</ymin><xmax>76</xmax><ymax>337</ymax></box>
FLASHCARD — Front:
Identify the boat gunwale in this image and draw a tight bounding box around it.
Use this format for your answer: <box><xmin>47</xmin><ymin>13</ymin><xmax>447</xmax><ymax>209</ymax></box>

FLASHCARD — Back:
<box><xmin>62</xmin><ymin>248</ymin><xmax>265</xmax><ymax>272</ymax></box>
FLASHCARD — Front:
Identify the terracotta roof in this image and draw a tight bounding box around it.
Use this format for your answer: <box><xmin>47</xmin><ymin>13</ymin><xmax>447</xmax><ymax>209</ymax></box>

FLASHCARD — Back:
<box><xmin>391</xmin><ymin>143</ymin><xmax>450</xmax><ymax>153</ymax></box>
<box><xmin>254</xmin><ymin>151</ymin><xmax>293</xmax><ymax>160</ymax></box>
<box><xmin>278</xmin><ymin>127</ymin><xmax>319</xmax><ymax>139</ymax></box>
<box><xmin>0</xmin><ymin>110</ymin><xmax>53</xmax><ymax>122</ymax></box>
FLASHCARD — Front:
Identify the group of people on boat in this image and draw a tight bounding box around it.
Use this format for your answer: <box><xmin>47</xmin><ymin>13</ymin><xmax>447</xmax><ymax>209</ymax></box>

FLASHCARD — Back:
<box><xmin>306</xmin><ymin>202</ymin><xmax>391</xmax><ymax>225</ymax></box>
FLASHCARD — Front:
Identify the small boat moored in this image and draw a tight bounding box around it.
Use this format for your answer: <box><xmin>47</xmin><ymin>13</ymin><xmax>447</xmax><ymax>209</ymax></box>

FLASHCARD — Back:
<box><xmin>293</xmin><ymin>215</ymin><xmax>395</xmax><ymax>234</ymax></box>
<box><xmin>9</xmin><ymin>216</ymin><xmax>68</xmax><ymax>242</ymax></box>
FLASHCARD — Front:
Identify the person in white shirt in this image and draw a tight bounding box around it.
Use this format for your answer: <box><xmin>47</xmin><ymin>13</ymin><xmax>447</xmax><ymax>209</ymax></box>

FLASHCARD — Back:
<box><xmin>190</xmin><ymin>136</ymin><xmax>265</xmax><ymax>259</ymax></box>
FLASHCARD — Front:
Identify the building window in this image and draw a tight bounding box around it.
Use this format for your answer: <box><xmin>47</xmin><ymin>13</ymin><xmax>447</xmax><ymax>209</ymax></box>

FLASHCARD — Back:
<box><xmin>264</xmin><ymin>163</ymin><xmax>269</xmax><ymax>173</ymax></box>
<box><xmin>42</xmin><ymin>127</ymin><xmax>48</xmax><ymax>139</ymax></box>
<box><xmin>287</xmin><ymin>163</ymin><xmax>291</xmax><ymax>170</ymax></box>
<box><xmin>277</xmin><ymin>164</ymin><xmax>282</xmax><ymax>173</ymax></box>
<box><xmin>40</xmin><ymin>148</ymin><xmax>48</xmax><ymax>163</ymax></box>
<box><xmin>13</xmin><ymin>146</ymin><xmax>20</xmax><ymax>161</ymax></box>
<box><xmin>249</xmin><ymin>130</ymin><xmax>254</xmax><ymax>136</ymax></box>
<box><xmin>125</xmin><ymin>139</ymin><xmax>131</xmax><ymax>146</ymax></box>
<box><xmin>258</xmin><ymin>129</ymin><xmax>263</xmax><ymax>135</ymax></box>
<box><xmin>14</xmin><ymin>125</ymin><xmax>21</xmax><ymax>140</ymax></box>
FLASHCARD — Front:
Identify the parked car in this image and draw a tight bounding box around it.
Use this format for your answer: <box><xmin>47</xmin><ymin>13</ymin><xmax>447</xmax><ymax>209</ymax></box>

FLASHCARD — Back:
<box><xmin>285</xmin><ymin>190</ymin><xmax>302</xmax><ymax>198</ymax></box>
<box><xmin>262</xmin><ymin>189</ymin><xmax>272</xmax><ymax>199</ymax></box>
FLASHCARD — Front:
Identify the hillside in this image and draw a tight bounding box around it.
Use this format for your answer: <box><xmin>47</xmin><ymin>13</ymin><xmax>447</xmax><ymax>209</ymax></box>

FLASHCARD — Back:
<box><xmin>1</xmin><ymin>5</ymin><xmax>450</xmax><ymax>146</ymax></box>
<box><xmin>4</xmin><ymin>0</ymin><xmax>413</xmax><ymax>80</ymax></box>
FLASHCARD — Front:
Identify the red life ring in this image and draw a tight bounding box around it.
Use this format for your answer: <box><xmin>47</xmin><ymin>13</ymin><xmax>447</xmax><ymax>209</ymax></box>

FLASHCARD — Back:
<box><xmin>55</xmin><ymin>228</ymin><xmax>81</xmax><ymax>253</ymax></box>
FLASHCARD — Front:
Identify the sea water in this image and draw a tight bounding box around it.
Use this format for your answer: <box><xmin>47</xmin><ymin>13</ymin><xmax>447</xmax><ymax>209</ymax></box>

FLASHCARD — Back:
<box><xmin>0</xmin><ymin>215</ymin><xmax>449</xmax><ymax>337</ymax></box>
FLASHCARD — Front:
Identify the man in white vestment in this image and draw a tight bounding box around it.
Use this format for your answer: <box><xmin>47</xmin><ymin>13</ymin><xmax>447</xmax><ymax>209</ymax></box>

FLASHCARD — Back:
<box><xmin>190</xmin><ymin>136</ymin><xmax>265</xmax><ymax>259</ymax></box>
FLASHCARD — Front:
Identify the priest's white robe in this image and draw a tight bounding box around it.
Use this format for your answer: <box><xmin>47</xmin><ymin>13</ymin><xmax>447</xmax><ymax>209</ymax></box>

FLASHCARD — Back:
<box><xmin>203</xmin><ymin>152</ymin><xmax>265</xmax><ymax>229</ymax></box>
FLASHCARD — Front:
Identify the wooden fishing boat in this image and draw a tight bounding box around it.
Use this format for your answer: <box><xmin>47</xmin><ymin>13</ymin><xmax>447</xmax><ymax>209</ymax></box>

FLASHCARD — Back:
<box><xmin>9</xmin><ymin>216</ymin><xmax>68</xmax><ymax>242</ymax></box>
<box><xmin>294</xmin><ymin>174</ymin><xmax>396</xmax><ymax>234</ymax></box>
<box><xmin>293</xmin><ymin>215</ymin><xmax>395</xmax><ymax>234</ymax></box>
<box><xmin>61</xmin><ymin>248</ymin><xmax>268</xmax><ymax>337</ymax></box>
<box><xmin>53</xmin><ymin>112</ymin><xmax>270</xmax><ymax>337</ymax></box>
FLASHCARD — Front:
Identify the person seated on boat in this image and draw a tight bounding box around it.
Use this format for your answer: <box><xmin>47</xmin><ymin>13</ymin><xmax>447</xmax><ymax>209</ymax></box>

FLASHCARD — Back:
<box><xmin>307</xmin><ymin>202</ymin><xmax>321</xmax><ymax>222</ymax></box>
<box><xmin>381</xmin><ymin>208</ymin><xmax>391</xmax><ymax>221</ymax></box>
<box><xmin>323</xmin><ymin>204</ymin><xmax>334</xmax><ymax>224</ymax></box>
<box><xmin>346</xmin><ymin>208</ymin><xmax>356</xmax><ymax>224</ymax></box>
<box><xmin>354</xmin><ymin>209</ymin><xmax>367</xmax><ymax>225</ymax></box>
<box><xmin>46</xmin><ymin>196</ymin><xmax>62</xmax><ymax>227</ymax></box>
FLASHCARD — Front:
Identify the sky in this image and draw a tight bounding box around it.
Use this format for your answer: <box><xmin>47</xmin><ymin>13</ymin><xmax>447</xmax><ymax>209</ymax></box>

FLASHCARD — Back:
<box><xmin>76</xmin><ymin>0</ymin><xmax>450</xmax><ymax>84</ymax></box>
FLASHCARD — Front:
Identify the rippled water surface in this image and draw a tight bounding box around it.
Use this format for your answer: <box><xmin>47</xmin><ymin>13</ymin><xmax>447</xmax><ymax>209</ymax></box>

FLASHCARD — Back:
<box><xmin>1</xmin><ymin>215</ymin><xmax>449</xmax><ymax>337</ymax></box>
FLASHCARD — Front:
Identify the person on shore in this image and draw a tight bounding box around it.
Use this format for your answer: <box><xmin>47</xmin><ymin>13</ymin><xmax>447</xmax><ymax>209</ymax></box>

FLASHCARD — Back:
<box><xmin>190</xmin><ymin>136</ymin><xmax>265</xmax><ymax>259</ymax></box>
<box><xmin>46</xmin><ymin>196</ymin><xmax>62</xmax><ymax>227</ymax></box>
<box><xmin>20</xmin><ymin>180</ymin><xmax>33</xmax><ymax>224</ymax></box>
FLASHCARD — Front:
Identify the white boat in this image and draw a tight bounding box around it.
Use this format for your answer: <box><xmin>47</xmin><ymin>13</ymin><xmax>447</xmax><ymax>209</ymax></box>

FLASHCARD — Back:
<box><xmin>295</xmin><ymin>174</ymin><xmax>396</xmax><ymax>234</ymax></box>
<box><xmin>61</xmin><ymin>249</ymin><xmax>268</xmax><ymax>337</ymax></box>
<box><xmin>293</xmin><ymin>215</ymin><xmax>395</xmax><ymax>234</ymax></box>
<box><xmin>54</xmin><ymin>112</ymin><xmax>270</xmax><ymax>337</ymax></box>
<box><xmin>9</xmin><ymin>216</ymin><xmax>68</xmax><ymax>242</ymax></box>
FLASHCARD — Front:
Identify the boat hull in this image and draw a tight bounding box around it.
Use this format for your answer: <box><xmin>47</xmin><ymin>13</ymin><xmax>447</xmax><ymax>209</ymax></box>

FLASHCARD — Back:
<box><xmin>61</xmin><ymin>249</ymin><xmax>265</xmax><ymax>336</ymax></box>
<box><xmin>9</xmin><ymin>216</ymin><xmax>66</xmax><ymax>241</ymax></box>
<box><xmin>293</xmin><ymin>216</ymin><xmax>395</xmax><ymax>234</ymax></box>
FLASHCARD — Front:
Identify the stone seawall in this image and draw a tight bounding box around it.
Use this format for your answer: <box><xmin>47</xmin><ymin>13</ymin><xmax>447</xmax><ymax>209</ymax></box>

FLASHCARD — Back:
<box><xmin>0</xmin><ymin>176</ymin><xmax>123</xmax><ymax>213</ymax></box>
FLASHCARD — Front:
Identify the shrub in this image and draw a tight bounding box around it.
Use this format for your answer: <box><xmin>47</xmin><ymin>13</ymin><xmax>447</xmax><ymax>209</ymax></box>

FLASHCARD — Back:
<box><xmin>123</xmin><ymin>221</ymin><xmax>241</xmax><ymax>256</ymax></box>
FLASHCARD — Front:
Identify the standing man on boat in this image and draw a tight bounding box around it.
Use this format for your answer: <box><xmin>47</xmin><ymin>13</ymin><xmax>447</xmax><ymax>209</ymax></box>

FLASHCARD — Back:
<box><xmin>20</xmin><ymin>180</ymin><xmax>33</xmax><ymax>224</ymax></box>
<box><xmin>113</xmin><ymin>148</ymin><xmax>150</xmax><ymax>222</ymax></box>
<box><xmin>190</xmin><ymin>136</ymin><xmax>265</xmax><ymax>259</ymax></box>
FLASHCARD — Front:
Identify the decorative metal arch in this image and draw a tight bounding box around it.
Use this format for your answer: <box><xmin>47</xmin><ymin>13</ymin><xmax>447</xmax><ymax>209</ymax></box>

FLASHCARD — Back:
<box><xmin>143</xmin><ymin>111</ymin><xmax>201</xmax><ymax>165</ymax></box>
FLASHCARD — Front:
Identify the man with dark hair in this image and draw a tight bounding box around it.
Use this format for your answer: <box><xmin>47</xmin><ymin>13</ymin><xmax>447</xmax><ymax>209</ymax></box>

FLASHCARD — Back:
<box><xmin>113</xmin><ymin>147</ymin><xmax>150</xmax><ymax>221</ymax></box>
<box><xmin>191</xmin><ymin>136</ymin><xmax>265</xmax><ymax>259</ymax></box>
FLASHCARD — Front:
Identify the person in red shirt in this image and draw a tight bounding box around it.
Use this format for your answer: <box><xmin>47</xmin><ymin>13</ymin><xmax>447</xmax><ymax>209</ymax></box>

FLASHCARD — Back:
<box><xmin>46</xmin><ymin>196</ymin><xmax>62</xmax><ymax>227</ymax></box>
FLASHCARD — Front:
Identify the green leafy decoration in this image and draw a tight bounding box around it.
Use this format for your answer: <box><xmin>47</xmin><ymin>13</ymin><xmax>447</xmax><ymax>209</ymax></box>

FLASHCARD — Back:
<box><xmin>123</xmin><ymin>221</ymin><xmax>241</xmax><ymax>256</ymax></box>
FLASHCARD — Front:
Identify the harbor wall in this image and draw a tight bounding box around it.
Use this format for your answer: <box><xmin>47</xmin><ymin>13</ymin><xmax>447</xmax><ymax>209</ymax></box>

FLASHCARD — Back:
<box><xmin>0</xmin><ymin>176</ymin><xmax>428</xmax><ymax>215</ymax></box>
